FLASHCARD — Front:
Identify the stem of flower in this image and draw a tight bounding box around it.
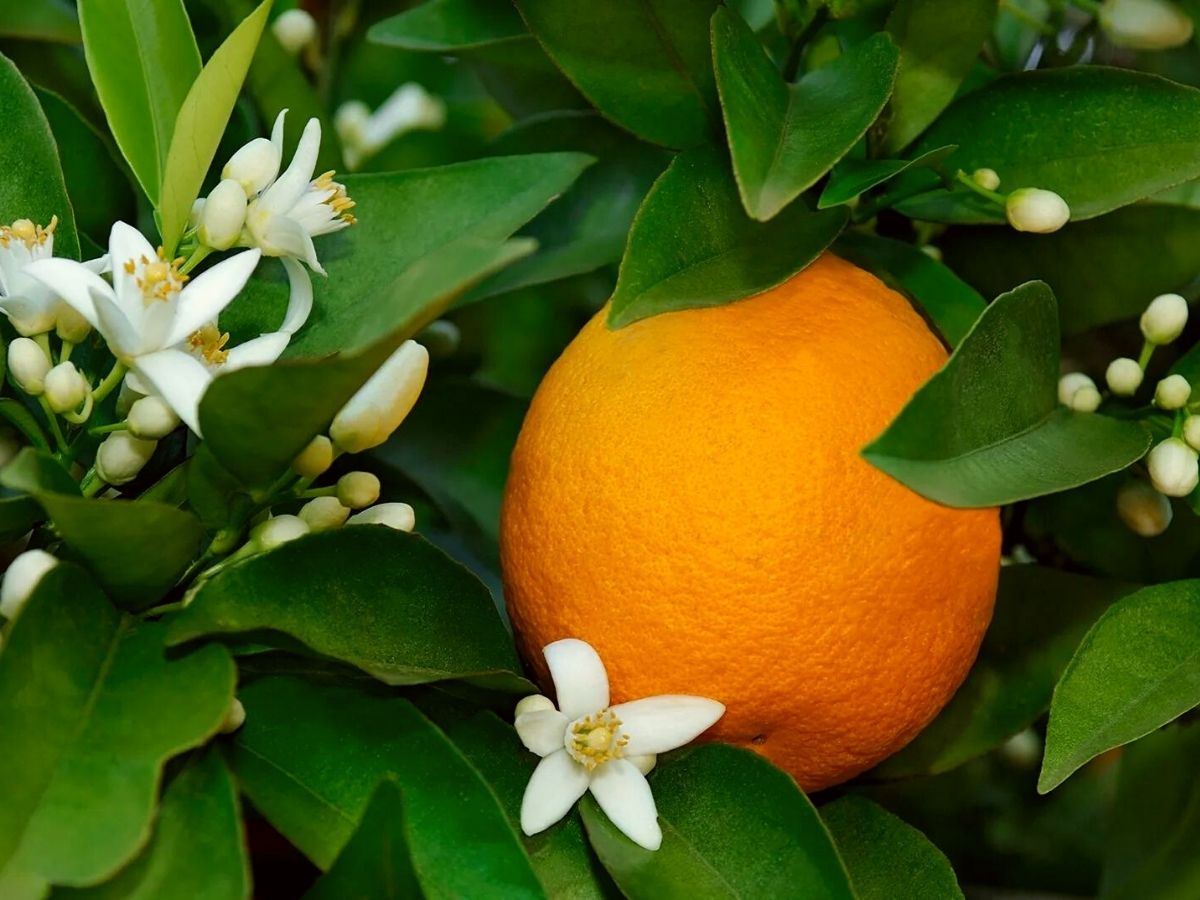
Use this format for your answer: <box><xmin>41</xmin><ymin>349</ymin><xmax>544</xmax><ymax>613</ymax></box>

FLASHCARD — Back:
<box><xmin>89</xmin><ymin>421</ymin><xmax>127</xmax><ymax>436</ymax></box>
<box><xmin>92</xmin><ymin>362</ymin><xmax>128</xmax><ymax>404</ymax></box>
<box><xmin>38</xmin><ymin>397</ymin><xmax>69</xmax><ymax>455</ymax></box>
<box><xmin>79</xmin><ymin>466</ymin><xmax>104</xmax><ymax>497</ymax></box>
<box><xmin>59</xmin><ymin>340</ymin><xmax>74</xmax><ymax>364</ymax></box>
<box><xmin>1138</xmin><ymin>341</ymin><xmax>1155</xmax><ymax>370</ymax></box>
<box><xmin>954</xmin><ymin>170</ymin><xmax>1008</xmax><ymax>207</ymax></box>
<box><xmin>64</xmin><ymin>391</ymin><xmax>94</xmax><ymax>425</ymax></box>
<box><xmin>296</xmin><ymin>486</ymin><xmax>337</xmax><ymax>500</ymax></box>
<box><xmin>179</xmin><ymin>245</ymin><xmax>213</xmax><ymax>275</ymax></box>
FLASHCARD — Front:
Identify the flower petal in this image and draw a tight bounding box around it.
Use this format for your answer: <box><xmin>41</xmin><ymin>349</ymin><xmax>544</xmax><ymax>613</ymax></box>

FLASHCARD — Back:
<box><xmin>259</xmin><ymin>117</ymin><xmax>321</xmax><ymax>214</ymax></box>
<box><xmin>544</xmin><ymin>639</ymin><xmax>609</xmax><ymax>721</ymax></box>
<box><xmin>280</xmin><ymin>256</ymin><xmax>313</xmax><ymax>334</ymax></box>
<box><xmin>166</xmin><ymin>249</ymin><xmax>262</xmax><ymax>347</ymax></box>
<box><xmin>588</xmin><ymin>759</ymin><xmax>661</xmax><ymax>851</ymax></box>
<box><xmin>224</xmin><ymin>332</ymin><xmax>289</xmax><ymax>371</ymax></box>
<box><xmin>92</xmin><ymin>288</ymin><xmax>142</xmax><ymax>357</ymax></box>
<box><xmin>132</xmin><ymin>349</ymin><xmax>212</xmax><ymax>435</ymax></box>
<box><xmin>610</xmin><ymin>695</ymin><xmax>725</xmax><ymax>756</ymax></box>
<box><xmin>270</xmin><ymin>108</ymin><xmax>287</xmax><ymax>155</ymax></box>
<box><xmin>108</xmin><ymin>221</ymin><xmax>156</xmax><ymax>316</ymax></box>
<box><xmin>520</xmin><ymin>749</ymin><xmax>590</xmax><ymax>837</ymax></box>
<box><xmin>23</xmin><ymin>258</ymin><xmax>109</xmax><ymax>329</ymax></box>
<box><xmin>515</xmin><ymin>709</ymin><xmax>569</xmax><ymax>757</ymax></box>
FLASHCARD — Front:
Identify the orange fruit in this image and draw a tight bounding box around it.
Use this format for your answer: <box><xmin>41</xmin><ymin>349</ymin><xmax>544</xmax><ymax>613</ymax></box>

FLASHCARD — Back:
<box><xmin>500</xmin><ymin>253</ymin><xmax>1000</xmax><ymax>791</ymax></box>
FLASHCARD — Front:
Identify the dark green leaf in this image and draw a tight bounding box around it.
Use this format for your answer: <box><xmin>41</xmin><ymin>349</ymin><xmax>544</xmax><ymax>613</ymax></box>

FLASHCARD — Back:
<box><xmin>0</xmin><ymin>566</ymin><xmax>234</xmax><ymax>892</ymax></box>
<box><xmin>515</xmin><ymin>0</ymin><xmax>719</xmax><ymax>148</ymax></box>
<box><xmin>712</xmin><ymin>11</ymin><xmax>898</xmax><ymax>220</ymax></box>
<box><xmin>459</xmin><ymin>38</ymin><xmax>587</xmax><ymax>120</ymax></box>
<box><xmin>608</xmin><ymin>143</ymin><xmax>847</xmax><ymax>328</ymax></box>
<box><xmin>0</xmin><ymin>0</ymin><xmax>80</xmax><ymax>43</ymax></box>
<box><xmin>821</xmin><ymin>796</ymin><xmax>963</xmax><ymax>900</ymax></box>
<box><xmin>818</xmin><ymin>145</ymin><xmax>955</xmax><ymax>209</ymax></box>
<box><xmin>581</xmin><ymin>744</ymin><xmax>854</xmax><ymax>899</ymax></box>
<box><xmin>864</xmin><ymin>281</ymin><xmax>1152</xmax><ymax>507</ymax></box>
<box><xmin>186</xmin><ymin>444</ymin><xmax>247</xmax><ymax>530</ymax></box>
<box><xmin>1039</xmin><ymin>580</ymin><xmax>1200</xmax><ymax>793</ymax></box>
<box><xmin>0</xmin><ymin>448</ymin><xmax>79</xmax><ymax>495</ymax></box>
<box><xmin>0</xmin><ymin>399</ymin><xmax>51</xmax><ymax>453</ymax></box>
<box><xmin>368</xmin><ymin>0</ymin><xmax>526</xmax><ymax>50</ymax></box>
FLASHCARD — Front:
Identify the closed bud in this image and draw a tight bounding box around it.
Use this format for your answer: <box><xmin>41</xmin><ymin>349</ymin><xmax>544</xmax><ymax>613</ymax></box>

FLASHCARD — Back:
<box><xmin>1006</xmin><ymin>188</ymin><xmax>1070</xmax><ymax>233</ymax></box>
<box><xmin>515</xmin><ymin>694</ymin><xmax>556</xmax><ymax>717</ymax></box>
<box><xmin>127</xmin><ymin>396</ymin><xmax>180</xmax><ymax>439</ymax></box>
<box><xmin>220</xmin><ymin>698</ymin><xmax>246</xmax><ymax>734</ymax></box>
<box><xmin>1069</xmin><ymin>384</ymin><xmax>1101</xmax><ymax>413</ymax></box>
<box><xmin>972</xmin><ymin>168</ymin><xmax>1001</xmax><ymax>191</ymax></box>
<box><xmin>335</xmin><ymin>100</ymin><xmax>372</xmax><ymax>149</ymax></box>
<box><xmin>116</xmin><ymin>376</ymin><xmax>143</xmax><ymax>418</ymax></box>
<box><xmin>346</xmin><ymin>502</ymin><xmax>415</xmax><ymax>532</ymax></box>
<box><xmin>1148</xmin><ymin>437</ymin><xmax>1199</xmax><ymax>497</ymax></box>
<box><xmin>1184</xmin><ymin>414</ymin><xmax>1200</xmax><ymax>450</ymax></box>
<box><xmin>96</xmin><ymin>432</ymin><xmax>157</xmax><ymax>485</ymax></box>
<box><xmin>336</xmin><ymin>471</ymin><xmax>380</xmax><ymax>509</ymax></box>
<box><xmin>8</xmin><ymin>337</ymin><xmax>50</xmax><ymax>395</ymax></box>
<box><xmin>44</xmin><ymin>361</ymin><xmax>88</xmax><ymax>413</ymax></box>
<box><xmin>1154</xmin><ymin>373</ymin><xmax>1191</xmax><ymax>410</ymax></box>
<box><xmin>1140</xmin><ymin>292</ymin><xmax>1189</xmax><ymax>345</ymax></box>
<box><xmin>1105</xmin><ymin>357</ymin><xmax>1143</xmax><ymax>396</ymax></box>
<box><xmin>919</xmin><ymin>244</ymin><xmax>943</xmax><ymax>263</ymax></box>
<box><xmin>292</xmin><ymin>435</ymin><xmax>334</xmax><ymax>478</ymax></box>
<box><xmin>0</xmin><ymin>549</ymin><xmax>57</xmax><ymax>619</ymax></box>
<box><xmin>55</xmin><ymin>304</ymin><xmax>92</xmax><ymax>343</ymax></box>
<box><xmin>198</xmin><ymin>179</ymin><xmax>248</xmax><ymax>250</ymax></box>
<box><xmin>272</xmin><ymin>8</ymin><xmax>318</xmax><ymax>55</ymax></box>
<box><xmin>189</xmin><ymin>197</ymin><xmax>206</xmax><ymax>228</ymax></box>
<box><xmin>330</xmin><ymin>341</ymin><xmax>429</xmax><ymax>453</ymax></box>
<box><xmin>223</xmin><ymin>137</ymin><xmax>282</xmax><ymax>198</ymax></box>
<box><xmin>1099</xmin><ymin>0</ymin><xmax>1194</xmax><ymax>49</ymax></box>
<box><xmin>252</xmin><ymin>514</ymin><xmax>310</xmax><ymax>550</ymax></box>
<box><xmin>1057</xmin><ymin>372</ymin><xmax>1096</xmax><ymax>407</ymax></box>
<box><xmin>418</xmin><ymin>319</ymin><xmax>461</xmax><ymax>358</ymax></box>
<box><xmin>299</xmin><ymin>496</ymin><xmax>350</xmax><ymax>531</ymax></box>
<box><xmin>1116</xmin><ymin>479</ymin><xmax>1174</xmax><ymax>537</ymax></box>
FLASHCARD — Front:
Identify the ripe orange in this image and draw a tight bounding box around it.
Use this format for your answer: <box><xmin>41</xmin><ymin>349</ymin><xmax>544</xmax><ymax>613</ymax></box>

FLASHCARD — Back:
<box><xmin>500</xmin><ymin>253</ymin><xmax>1000</xmax><ymax>791</ymax></box>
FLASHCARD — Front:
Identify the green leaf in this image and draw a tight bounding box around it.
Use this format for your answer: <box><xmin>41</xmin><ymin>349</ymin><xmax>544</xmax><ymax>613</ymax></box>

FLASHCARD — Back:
<box><xmin>158</xmin><ymin>0</ymin><xmax>271</xmax><ymax>255</ymax></box>
<box><xmin>608</xmin><ymin>143</ymin><xmax>847</xmax><ymax>328</ymax></box>
<box><xmin>1039</xmin><ymin>580</ymin><xmax>1200</xmax><ymax>793</ymax></box>
<box><xmin>873</xmin><ymin>565</ymin><xmax>1130</xmax><ymax>779</ymax></box>
<box><xmin>881</xmin><ymin>0</ymin><xmax>996</xmax><ymax>155</ymax></box>
<box><xmin>712</xmin><ymin>11</ymin><xmax>898</xmax><ymax>220</ymax></box>
<box><xmin>817</xmin><ymin>145</ymin><xmax>955</xmax><ymax>209</ymax></box>
<box><xmin>941</xmin><ymin>204</ymin><xmax>1200</xmax><ymax>335</ymax></box>
<box><xmin>228</xmin><ymin>675</ymin><xmax>545</xmax><ymax>896</ymax></box>
<box><xmin>0</xmin><ymin>399</ymin><xmax>51</xmax><ymax>453</ymax></box>
<box><xmin>902</xmin><ymin>67</ymin><xmax>1200</xmax><ymax>223</ymax></box>
<box><xmin>0</xmin><ymin>51</ymin><xmax>80</xmax><ymax>259</ymax></box>
<box><xmin>0</xmin><ymin>566</ymin><xmax>234</xmax><ymax>892</ymax></box>
<box><xmin>863</xmin><ymin>281</ymin><xmax>1152</xmax><ymax>507</ymax></box>
<box><xmin>304</xmin><ymin>779</ymin><xmax>422</xmax><ymax>900</ymax></box>
<box><xmin>61</xmin><ymin>750</ymin><xmax>249</xmax><ymax>900</ymax></box>
<box><xmin>369</xmin><ymin>0</ymin><xmax>527</xmax><ymax>50</ymax></box>
<box><xmin>168</xmin><ymin>528</ymin><xmax>527</xmax><ymax>690</ymax></box>
<box><xmin>581</xmin><ymin>744</ymin><xmax>854</xmax><ymax>899</ymax></box>
<box><xmin>0</xmin><ymin>448</ymin><xmax>76</xmax><ymax>544</ymax></box>
<box><xmin>0</xmin><ymin>0</ymin><xmax>80</xmax><ymax>42</ymax></box>
<box><xmin>820</xmin><ymin>796</ymin><xmax>963</xmax><ymax>900</ymax></box>
<box><xmin>834</xmin><ymin>232</ymin><xmax>984</xmax><ymax>347</ymax></box>
<box><xmin>515</xmin><ymin>0</ymin><xmax>719</xmax><ymax>149</ymax></box>
<box><xmin>78</xmin><ymin>0</ymin><xmax>201</xmax><ymax>205</ymax></box>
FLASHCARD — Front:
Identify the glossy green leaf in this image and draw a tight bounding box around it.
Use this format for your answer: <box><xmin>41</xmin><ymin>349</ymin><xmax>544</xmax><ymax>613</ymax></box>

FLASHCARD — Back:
<box><xmin>228</xmin><ymin>675</ymin><xmax>545</xmax><ymax>896</ymax></box>
<box><xmin>818</xmin><ymin>145</ymin><xmax>955</xmax><ymax>209</ymax></box>
<box><xmin>515</xmin><ymin>0</ymin><xmax>719</xmax><ymax>148</ymax></box>
<box><xmin>881</xmin><ymin>0</ymin><xmax>996</xmax><ymax>155</ymax></box>
<box><xmin>608</xmin><ymin>143</ymin><xmax>848</xmax><ymax>328</ymax></box>
<box><xmin>874</xmin><ymin>566</ymin><xmax>1130</xmax><ymax>779</ymax></box>
<box><xmin>0</xmin><ymin>448</ymin><xmax>75</xmax><ymax>544</ymax></box>
<box><xmin>1039</xmin><ymin>580</ymin><xmax>1200</xmax><ymax>793</ymax></box>
<box><xmin>459</xmin><ymin>38</ymin><xmax>586</xmax><ymax>119</ymax></box>
<box><xmin>158</xmin><ymin>0</ymin><xmax>271</xmax><ymax>255</ymax></box>
<box><xmin>0</xmin><ymin>566</ymin><xmax>234</xmax><ymax>892</ymax></box>
<box><xmin>712</xmin><ymin>10</ymin><xmax>899</xmax><ymax>220</ymax></box>
<box><xmin>0</xmin><ymin>399</ymin><xmax>51</xmax><ymax>453</ymax></box>
<box><xmin>0</xmin><ymin>52</ymin><xmax>79</xmax><ymax>259</ymax></box>
<box><xmin>78</xmin><ymin>0</ymin><xmax>201</xmax><ymax>204</ymax></box>
<box><xmin>864</xmin><ymin>281</ymin><xmax>1152</xmax><ymax>507</ymax></box>
<box><xmin>581</xmin><ymin>744</ymin><xmax>854</xmax><ymax>899</ymax></box>
<box><xmin>0</xmin><ymin>0</ymin><xmax>80</xmax><ymax>42</ymax></box>
<box><xmin>369</xmin><ymin>0</ymin><xmax>526</xmax><ymax>50</ymax></box>
<box><xmin>168</xmin><ymin>528</ymin><xmax>527</xmax><ymax>690</ymax></box>
<box><xmin>62</xmin><ymin>750</ymin><xmax>249</xmax><ymax>900</ymax></box>
<box><xmin>821</xmin><ymin>796</ymin><xmax>963</xmax><ymax>899</ymax></box>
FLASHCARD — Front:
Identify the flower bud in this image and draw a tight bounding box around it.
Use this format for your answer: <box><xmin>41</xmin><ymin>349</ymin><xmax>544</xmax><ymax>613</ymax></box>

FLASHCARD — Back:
<box><xmin>55</xmin><ymin>304</ymin><xmax>91</xmax><ymax>343</ymax></box>
<box><xmin>919</xmin><ymin>244</ymin><xmax>943</xmax><ymax>263</ymax></box>
<box><xmin>330</xmin><ymin>341</ymin><xmax>429</xmax><ymax>453</ymax></box>
<box><xmin>1057</xmin><ymin>372</ymin><xmax>1096</xmax><ymax>407</ymax></box>
<box><xmin>1184</xmin><ymin>415</ymin><xmax>1200</xmax><ymax>450</ymax></box>
<box><xmin>1099</xmin><ymin>0</ymin><xmax>1194</xmax><ymax>49</ymax></box>
<box><xmin>1154</xmin><ymin>373</ymin><xmax>1191</xmax><ymax>410</ymax></box>
<box><xmin>127</xmin><ymin>396</ymin><xmax>180</xmax><ymax>439</ymax></box>
<box><xmin>1006</xmin><ymin>188</ymin><xmax>1070</xmax><ymax>234</ymax></box>
<box><xmin>1068</xmin><ymin>384</ymin><xmax>1101</xmax><ymax>413</ymax></box>
<box><xmin>8</xmin><ymin>337</ymin><xmax>50</xmax><ymax>395</ymax></box>
<box><xmin>515</xmin><ymin>694</ymin><xmax>556</xmax><ymax>717</ymax></box>
<box><xmin>0</xmin><ymin>549</ymin><xmax>57</xmax><ymax>619</ymax></box>
<box><xmin>1000</xmin><ymin>729</ymin><xmax>1041</xmax><ymax>769</ymax></box>
<box><xmin>220</xmin><ymin>698</ymin><xmax>246</xmax><ymax>734</ymax></box>
<box><xmin>116</xmin><ymin>375</ymin><xmax>143</xmax><ymax>418</ymax></box>
<box><xmin>299</xmin><ymin>496</ymin><xmax>349</xmax><ymax>531</ymax></box>
<box><xmin>96</xmin><ymin>432</ymin><xmax>157</xmax><ymax>485</ymax></box>
<box><xmin>252</xmin><ymin>514</ymin><xmax>310</xmax><ymax>550</ymax></box>
<box><xmin>198</xmin><ymin>179</ymin><xmax>248</xmax><ymax>251</ymax></box>
<box><xmin>418</xmin><ymin>319</ymin><xmax>461</xmax><ymax>358</ymax></box>
<box><xmin>292</xmin><ymin>435</ymin><xmax>334</xmax><ymax>478</ymax></box>
<box><xmin>1116</xmin><ymin>479</ymin><xmax>1174</xmax><ymax>537</ymax></box>
<box><xmin>1105</xmin><ymin>357</ymin><xmax>1143</xmax><ymax>396</ymax></box>
<box><xmin>346</xmin><ymin>502</ymin><xmax>415</xmax><ymax>532</ymax></box>
<box><xmin>223</xmin><ymin>137</ymin><xmax>282</xmax><ymax>198</ymax></box>
<box><xmin>362</xmin><ymin>83</ymin><xmax>447</xmax><ymax>153</ymax></box>
<box><xmin>336</xmin><ymin>471</ymin><xmax>381</xmax><ymax>509</ymax></box>
<box><xmin>335</xmin><ymin>100</ymin><xmax>371</xmax><ymax>149</ymax></box>
<box><xmin>1140</xmin><ymin>292</ymin><xmax>1189</xmax><ymax>345</ymax></box>
<box><xmin>972</xmin><ymin>168</ymin><xmax>1001</xmax><ymax>191</ymax></box>
<box><xmin>189</xmin><ymin>198</ymin><xmax>206</xmax><ymax>228</ymax></box>
<box><xmin>1148</xmin><ymin>437</ymin><xmax>1199</xmax><ymax>497</ymax></box>
<box><xmin>272</xmin><ymin>8</ymin><xmax>318</xmax><ymax>55</ymax></box>
<box><xmin>43</xmin><ymin>361</ymin><xmax>88</xmax><ymax>414</ymax></box>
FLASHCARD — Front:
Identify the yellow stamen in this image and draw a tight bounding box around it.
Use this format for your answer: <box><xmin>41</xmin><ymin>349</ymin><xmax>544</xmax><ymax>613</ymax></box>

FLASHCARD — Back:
<box><xmin>187</xmin><ymin>324</ymin><xmax>230</xmax><ymax>366</ymax></box>
<box><xmin>566</xmin><ymin>710</ymin><xmax>629</xmax><ymax>771</ymax></box>
<box><xmin>0</xmin><ymin>215</ymin><xmax>58</xmax><ymax>249</ymax></box>
<box><xmin>129</xmin><ymin>247</ymin><xmax>188</xmax><ymax>303</ymax></box>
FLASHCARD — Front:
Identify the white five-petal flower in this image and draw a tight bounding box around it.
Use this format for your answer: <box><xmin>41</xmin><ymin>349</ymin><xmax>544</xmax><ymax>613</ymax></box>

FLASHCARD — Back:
<box><xmin>516</xmin><ymin>639</ymin><xmax>724</xmax><ymax>851</ymax></box>
<box><xmin>0</xmin><ymin>217</ymin><xmax>106</xmax><ymax>337</ymax></box>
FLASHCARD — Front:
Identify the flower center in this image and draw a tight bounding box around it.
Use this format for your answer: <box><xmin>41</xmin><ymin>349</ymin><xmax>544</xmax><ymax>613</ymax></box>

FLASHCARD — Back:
<box><xmin>0</xmin><ymin>216</ymin><xmax>56</xmax><ymax>250</ymax></box>
<box><xmin>313</xmin><ymin>170</ymin><xmax>357</xmax><ymax>225</ymax></box>
<box><xmin>124</xmin><ymin>248</ymin><xmax>188</xmax><ymax>304</ymax></box>
<box><xmin>565</xmin><ymin>710</ymin><xmax>629</xmax><ymax>770</ymax></box>
<box><xmin>188</xmin><ymin>323</ymin><xmax>231</xmax><ymax>366</ymax></box>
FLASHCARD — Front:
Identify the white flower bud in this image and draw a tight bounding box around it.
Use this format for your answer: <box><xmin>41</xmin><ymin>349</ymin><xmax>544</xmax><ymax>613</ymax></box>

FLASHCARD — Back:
<box><xmin>1116</xmin><ymin>479</ymin><xmax>1174</xmax><ymax>537</ymax></box>
<box><xmin>43</xmin><ymin>361</ymin><xmax>88</xmax><ymax>414</ymax></box>
<box><xmin>96</xmin><ymin>432</ymin><xmax>157</xmax><ymax>485</ymax></box>
<box><xmin>361</xmin><ymin>84</ymin><xmax>447</xmax><ymax>153</ymax></box>
<box><xmin>1099</xmin><ymin>0</ymin><xmax>1194</xmax><ymax>49</ymax></box>
<box><xmin>55</xmin><ymin>304</ymin><xmax>91</xmax><ymax>343</ymax></box>
<box><xmin>189</xmin><ymin>197</ymin><xmax>206</xmax><ymax>228</ymax></box>
<box><xmin>8</xmin><ymin>337</ymin><xmax>50</xmax><ymax>395</ymax></box>
<box><xmin>972</xmin><ymin>168</ymin><xmax>1001</xmax><ymax>191</ymax></box>
<box><xmin>419</xmin><ymin>319</ymin><xmax>461</xmax><ymax>358</ymax></box>
<box><xmin>272</xmin><ymin>8</ymin><xmax>318</xmax><ymax>55</ymax></box>
<box><xmin>252</xmin><ymin>514</ymin><xmax>310</xmax><ymax>550</ymax></box>
<box><xmin>1148</xmin><ymin>437</ymin><xmax>1199</xmax><ymax>497</ymax></box>
<box><xmin>198</xmin><ymin>179</ymin><xmax>248</xmax><ymax>251</ymax></box>
<box><xmin>335</xmin><ymin>100</ymin><xmax>371</xmax><ymax>148</ymax></box>
<box><xmin>1000</xmin><ymin>729</ymin><xmax>1041</xmax><ymax>769</ymax></box>
<box><xmin>220</xmin><ymin>698</ymin><xmax>246</xmax><ymax>734</ymax></box>
<box><xmin>336</xmin><ymin>471</ymin><xmax>381</xmax><ymax>509</ymax></box>
<box><xmin>0</xmin><ymin>549</ymin><xmax>57</xmax><ymax>619</ymax></box>
<box><xmin>116</xmin><ymin>375</ymin><xmax>143</xmax><ymax>418</ymax></box>
<box><xmin>346</xmin><ymin>502</ymin><xmax>415</xmax><ymax>532</ymax></box>
<box><xmin>514</xmin><ymin>694</ymin><xmax>556</xmax><ymax>717</ymax></box>
<box><xmin>1154</xmin><ymin>373</ymin><xmax>1191</xmax><ymax>410</ymax></box>
<box><xmin>292</xmin><ymin>435</ymin><xmax>334</xmax><ymax>478</ymax></box>
<box><xmin>299</xmin><ymin>496</ymin><xmax>349</xmax><ymax>531</ymax></box>
<box><xmin>1105</xmin><ymin>357</ymin><xmax>1144</xmax><ymax>396</ymax></box>
<box><xmin>1140</xmin><ymin>293</ymin><xmax>1189</xmax><ymax>345</ymax></box>
<box><xmin>1006</xmin><ymin>188</ymin><xmax>1070</xmax><ymax>234</ymax></box>
<box><xmin>223</xmin><ymin>137</ymin><xmax>282</xmax><ymax>198</ymax></box>
<box><xmin>1184</xmin><ymin>415</ymin><xmax>1200</xmax><ymax>450</ymax></box>
<box><xmin>1057</xmin><ymin>372</ymin><xmax>1096</xmax><ymax>407</ymax></box>
<box><xmin>127</xmin><ymin>396</ymin><xmax>180</xmax><ymax>439</ymax></box>
<box><xmin>1069</xmin><ymin>384</ymin><xmax>1101</xmax><ymax>413</ymax></box>
<box><xmin>330</xmin><ymin>341</ymin><xmax>429</xmax><ymax>453</ymax></box>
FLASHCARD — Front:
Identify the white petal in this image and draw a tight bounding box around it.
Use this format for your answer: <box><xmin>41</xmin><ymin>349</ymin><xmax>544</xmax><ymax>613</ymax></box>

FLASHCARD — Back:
<box><xmin>92</xmin><ymin>289</ymin><xmax>142</xmax><ymax>357</ymax></box>
<box><xmin>108</xmin><ymin>221</ymin><xmax>156</xmax><ymax>314</ymax></box>
<box><xmin>224</xmin><ymin>332</ymin><xmax>289</xmax><ymax>371</ymax></box>
<box><xmin>83</xmin><ymin>254</ymin><xmax>111</xmax><ymax>275</ymax></box>
<box><xmin>544</xmin><ymin>639</ymin><xmax>609</xmax><ymax>721</ymax></box>
<box><xmin>515</xmin><ymin>709</ymin><xmax>569</xmax><ymax>757</ymax></box>
<box><xmin>23</xmin><ymin>258</ymin><xmax>109</xmax><ymax>329</ymax></box>
<box><xmin>280</xmin><ymin>256</ymin><xmax>313</xmax><ymax>334</ymax></box>
<box><xmin>166</xmin><ymin>249</ymin><xmax>261</xmax><ymax>347</ymax></box>
<box><xmin>270</xmin><ymin>108</ymin><xmax>288</xmax><ymax>155</ymax></box>
<box><xmin>520</xmin><ymin>749</ymin><xmax>590</xmax><ymax>837</ymax></box>
<box><xmin>610</xmin><ymin>696</ymin><xmax>725</xmax><ymax>756</ymax></box>
<box><xmin>589</xmin><ymin>759</ymin><xmax>661</xmax><ymax>851</ymax></box>
<box><xmin>260</xmin><ymin>117</ymin><xmax>321</xmax><ymax>214</ymax></box>
<box><xmin>132</xmin><ymin>350</ymin><xmax>212</xmax><ymax>435</ymax></box>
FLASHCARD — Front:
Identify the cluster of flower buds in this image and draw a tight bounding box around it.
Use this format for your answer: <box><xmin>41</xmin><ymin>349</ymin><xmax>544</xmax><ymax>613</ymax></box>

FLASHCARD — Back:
<box><xmin>334</xmin><ymin>83</ymin><xmax>447</xmax><ymax>170</ymax></box>
<box><xmin>963</xmin><ymin>169</ymin><xmax>1071</xmax><ymax>234</ymax></box>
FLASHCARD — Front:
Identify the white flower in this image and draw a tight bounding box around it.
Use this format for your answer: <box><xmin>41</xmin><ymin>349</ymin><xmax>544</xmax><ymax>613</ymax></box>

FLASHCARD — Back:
<box><xmin>337</xmin><ymin>471</ymin><xmax>380</xmax><ymax>509</ymax></box>
<box><xmin>346</xmin><ymin>502</ymin><xmax>415</xmax><ymax>531</ymax></box>
<box><xmin>299</xmin><ymin>496</ymin><xmax>349</xmax><ymax>531</ymax></box>
<box><xmin>1141</xmin><ymin>293</ymin><xmax>1189</xmax><ymax>345</ymax></box>
<box><xmin>1154</xmin><ymin>373</ymin><xmax>1191</xmax><ymax>409</ymax></box>
<box><xmin>330</xmin><ymin>340</ymin><xmax>428</xmax><ymax>453</ymax></box>
<box><xmin>1105</xmin><ymin>357</ymin><xmax>1143</xmax><ymax>396</ymax></box>
<box><xmin>127</xmin><ymin>396</ymin><xmax>180</xmax><ymax>440</ymax></box>
<box><xmin>1147</xmin><ymin>437</ymin><xmax>1199</xmax><ymax>497</ymax></box>
<box><xmin>8</xmin><ymin>337</ymin><xmax>50</xmax><ymax>395</ymax></box>
<box><xmin>972</xmin><ymin>168</ymin><xmax>1000</xmax><ymax>191</ymax></box>
<box><xmin>292</xmin><ymin>434</ymin><xmax>334</xmax><ymax>477</ymax></box>
<box><xmin>1099</xmin><ymin>0</ymin><xmax>1194</xmax><ymax>49</ymax></box>
<box><xmin>43</xmin><ymin>361</ymin><xmax>88</xmax><ymax>414</ymax></box>
<box><xmin>0</xmin><ymin>549</ymin><xmax>57</xmax><ymax>619</ymax></box>
<box><xmin>516</xmin><ymin>639</ymin><xmax>724</xmax><ymax>851</ymax></box>
<box><xmin>0</xmin><ymin>217</ymin><xmax>108</xmax><ymax>338</ymax></box>
<box><xmin>1116</xmin><ymin>480</ymin><xmax>1173</xmax><ymax>537</ymax></box>
<box><xmin>272</xmin><ymin>8</ymin><xmax>318</xmax><ymax>55</ymax></box>
<box><xmin>96</xmin><ymin>432</ymin><xmax>157</xmax><ymax>485</ymax></box>
<box><xmin>198</xmin><ymin>179</ymin><xmax>249</xmax><ymax>251</ymax></box>
<box><xmin>1005</xmin><ymin>188</ymin><xmax>1070</xmax><ymax>233</ymax></box>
